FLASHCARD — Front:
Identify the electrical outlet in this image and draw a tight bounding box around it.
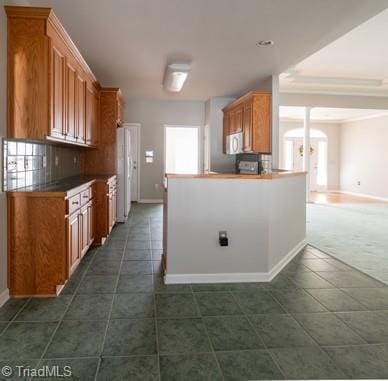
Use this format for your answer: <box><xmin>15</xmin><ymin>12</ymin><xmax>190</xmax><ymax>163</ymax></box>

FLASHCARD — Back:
<box><xmin>357</xmin><ymin>181</ymin><xmax>361</xmax><ymax>186</ymax></box>
<box><xmin>154</xmin><ymin>184</ymin><xmax>159</xmax><ymax>189</ymax></box>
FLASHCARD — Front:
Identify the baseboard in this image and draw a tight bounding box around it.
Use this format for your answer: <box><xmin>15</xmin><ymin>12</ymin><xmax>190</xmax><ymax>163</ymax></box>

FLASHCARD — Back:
<box><xmin>336</xmin><ymin>190</ymin><xmax>388</xmax><ymax>202</ymax></box>
<box><xmin>0</xmin><ymin>288</ymin><xmax>9</xmax><ymax>307</ymax></box>
<box><xmin>139</xmin><ymin>199</ymin><xmax>163</xmax><ymax>204</ymax></box>
<box><xmin>164</xmin><ymin>239</ymin><xmax>307</xmax><ymax>284</ymax></box>
<box><xmin>268</xmin><ymin>239</ymin><xmax>307</xmax><ymax>281</ymax></box>
<box><xmin>164</xmin><ymin>272</ymin><xmax>271</xmax><ymax>284</ymax></box>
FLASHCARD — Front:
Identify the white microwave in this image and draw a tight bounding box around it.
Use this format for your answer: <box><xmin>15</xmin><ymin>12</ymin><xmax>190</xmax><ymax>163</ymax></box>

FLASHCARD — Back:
<box><xmin>226</xmin><ymin>132</ymin><xmax>244</xmax><ymax>154</ymax></box>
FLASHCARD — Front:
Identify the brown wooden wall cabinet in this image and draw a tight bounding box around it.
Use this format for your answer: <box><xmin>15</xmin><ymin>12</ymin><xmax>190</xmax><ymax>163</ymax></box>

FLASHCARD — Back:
<box><xmin>81</xmin><ymin>88</ymin><xmax>124</xmax><ymax>175</ymax></box>
<box><xmin>222</xmin><ymin>91</ymin><xmax>271</xmax><ymax>154</ymax></box>
<box><xmin>6</xmin><ymin>6</ymin><xmax>100</xmax><ymax>147</ymax></box>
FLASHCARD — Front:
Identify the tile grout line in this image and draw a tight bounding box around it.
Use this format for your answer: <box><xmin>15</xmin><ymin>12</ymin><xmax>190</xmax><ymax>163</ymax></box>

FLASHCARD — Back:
<box><xmin>229</xmin><ymin>289</ymin><xmax>287</xmax><ymax>379</ymax></box>
<box><xmin>0</xmin><ymin>297</ymin><xmax>31</xmax><ymax>338</ymax></box>
<box><xmin>149</xmin><ymin>216</ymin><xmax>162</xmax><ymax>381</ymax></box>
<box><xmin>93</xmin><ymin>219</ymin><xmax>130</xmax><ymax>381</ymax></box>
<box><xmin>191</xmin><ymin>285</ymin><xmax>225</xmax><ymax>381</ymax></box>
<box><xmin>34</xmin><ymin>247</ymin><xmax>101</xmax><ymax>381</ymax></box>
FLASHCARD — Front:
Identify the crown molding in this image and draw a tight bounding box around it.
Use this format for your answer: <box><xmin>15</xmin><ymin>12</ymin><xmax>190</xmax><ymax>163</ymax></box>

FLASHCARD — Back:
<box><xmin>279</xmin><ymin>88</ymin><xmax>388</xmax><ymax>98</ymax></box>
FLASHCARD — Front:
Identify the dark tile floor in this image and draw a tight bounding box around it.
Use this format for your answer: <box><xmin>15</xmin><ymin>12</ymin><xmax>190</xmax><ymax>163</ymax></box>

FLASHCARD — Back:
<box><xmin>1</xmin><ymin>204</ymin><xmax>388</xmax><ymax>380</ymax></box>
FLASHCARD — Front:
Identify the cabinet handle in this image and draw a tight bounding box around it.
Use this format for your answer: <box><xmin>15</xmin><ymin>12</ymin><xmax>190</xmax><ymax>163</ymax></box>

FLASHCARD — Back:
<box><xmin>83</xmin><ymin>195</ymin><xmax>89</xmax><ymax>199</ymax></box>
<box><xmin>72</xmin><ymin>201</ymin><xmax>79</xmax><ymax>205</ymax></box>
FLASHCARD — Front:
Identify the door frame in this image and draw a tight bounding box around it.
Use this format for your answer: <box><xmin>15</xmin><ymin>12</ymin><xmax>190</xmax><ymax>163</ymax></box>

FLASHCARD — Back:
<box><xmin>122</xmin><ymin>123</ymin><xmax>141</xmax><ymax>202</ymax></box>
<box><xmin>285</xmin><ymin>136</ymin><xmax>328</xmax><ymax>192</ymax></box>
<box><xmin>163</xmin><ymin>124</ymin><xmax>202</xmax><ymax>175</ymax></box>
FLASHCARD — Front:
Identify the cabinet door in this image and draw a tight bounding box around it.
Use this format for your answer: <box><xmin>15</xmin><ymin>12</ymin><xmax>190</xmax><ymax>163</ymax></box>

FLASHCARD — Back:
<box><xmin>222</xmin><ymin>112</ymin><xmax>230</xmax><ymax>154</ymax></box>
<box><xmin>68</xmin><ymin>211</ymin><xmax>80</xmax><ymax>274</ymax></box>
<box><xmin>65</xmin><ymin>62</ymin><xmax>77</xmax><ymax>141</ymax></box>
<box><xmin>76</xmin><ymin>74</ymin><xmax>86</xmax><ymax>144</ymax></box>
<box><xmin>235</xmin><ymin>106</ymin><xmax>243</xmax><ymax>133</ymax></box>
<box><xmin>85</xmin><ymin>86</ymin><xmax>93</xmax><ymax>145</ymax></box>
<box><xmin>108</xmin><ymin>194</ymin><xmax>114</xmax><ymax>232</ymax></box>
<box><xmin>80</xmin><ymin>205</ymin><xmax>88</xmax><ymax>257</ymax></box>
<box><xmin>88</xmin><ymin>201</ymin><xmax>95</xmax><ymax>245</ymax></box>
<box><xmin>243</xmin><ymin>102</ymin><xmax>253</xmax><ymax>152</ymax></box>
<box><xmin>50</xmin><ymin>46</ymin><xmax>65</xmax><ymax>139</ymax></box>
<box><xmin>229</xmin><ymin>110</ymin><xmax>236</xmax><ymax>134</ymax></box>
<box><xmin>252</xmin><ymin>94</ymin><xmax>272</xmax><ymax>153</ymax></box>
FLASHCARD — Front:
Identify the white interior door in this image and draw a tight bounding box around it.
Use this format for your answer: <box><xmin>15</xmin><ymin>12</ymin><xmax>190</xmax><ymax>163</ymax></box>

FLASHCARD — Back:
<box><xmin>292</xmin><ymin>138</ymin><xmax>320</xmax><ymax>191</ymax></box>
<box><xmin>126</xmin><ymin>124</ymin><xmax>140</xmax><ymax>202</ymax></box>
<box><xmin>309</xmin><ymin>140</ymin><xmax>319</xmax><ymax>192</ymax></box>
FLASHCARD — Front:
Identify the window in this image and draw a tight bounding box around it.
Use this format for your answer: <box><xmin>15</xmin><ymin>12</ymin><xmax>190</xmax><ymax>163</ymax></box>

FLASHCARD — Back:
<box><xmin>165</xmin><ymin>126</ymin><xmax>199</xmax><ymax>174</ymax></box>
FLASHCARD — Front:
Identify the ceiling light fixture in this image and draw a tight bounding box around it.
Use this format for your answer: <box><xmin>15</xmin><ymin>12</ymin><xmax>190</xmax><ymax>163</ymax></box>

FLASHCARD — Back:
<box><xmin>256</xmin><ymin>40</ymin><xmax>274</xmax><ymax>47</ymax></box>
<box><xmin>163</xmin><ymin>62</ymin><xmax>191</xmax><ymax>92</ymax></box>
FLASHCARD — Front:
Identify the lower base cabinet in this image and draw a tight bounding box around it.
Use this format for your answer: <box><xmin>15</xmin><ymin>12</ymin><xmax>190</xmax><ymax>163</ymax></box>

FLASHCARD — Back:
<box><xmin>95</xmin><ymin>176</ymin><xmax>117</xmax><ymax>244</ymax></box>
<box><xmin>8</xmin><ymin>181</ymin><xmax>96</xmax><ymax>297</ymax></box>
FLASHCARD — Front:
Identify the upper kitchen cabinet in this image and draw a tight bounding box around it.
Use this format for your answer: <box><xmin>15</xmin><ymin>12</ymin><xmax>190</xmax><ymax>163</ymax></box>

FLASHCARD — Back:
<box><xmin>223</xmin><ymin>91</ymin><xmax>271</xmax><ymax>154</ymax></box>
<box><xmin>81</xmin><ymin>88</ymin><xmax>124</xmax><ymax>175</ymax></box>
<box><xmin>6</xmin><ymin>6</ymin><xmax>100</xmax><ymax>147</ymax></box>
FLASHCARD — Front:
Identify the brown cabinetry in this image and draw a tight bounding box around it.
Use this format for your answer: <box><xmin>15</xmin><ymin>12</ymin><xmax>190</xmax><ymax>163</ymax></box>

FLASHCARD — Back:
<box><xmin>68</xmin><ymin>211</ymin><xmax>80</xmax><ymax>274</ymax></box>
<box><xmin>86</xmin><ymin>85</ymin><xmax>100</xmax><ymax>146</ymax></box>
<box><xmin>6</xmin><ymin>6</ymin><xmax>100</xmax><ymax>148</ymax></box>
<box><xmin>51</xmin><ymin>46</ymin><xmax>65</xmax><ymax>139</ymax></box>
<box><xmin>223</xmin><ymin>91</ymin><xmax>271</xmax><ymax>154</ymax></box>
<box><xmin>65</xmin><ymin>62</ymin><xmax>77</xmax><ymax>142</ymax></box>
<box><xmin>94</xmin><ymin>176</ymin><xmax>117</xmax><ymax>245</ymax></box>
<box><xmin>76</xmin><ymin>74</ymin><xmax>86</xmax><ymax>144</ymax></box>
<box><xmin>81</xmin><ymin>89</ymin><xmax>123</xmax><ymax>175</ymax></box>
<box><xmin>8</xmin><ymin>181</ymin><xmax>96</xmax><ymax>297</ymax></box>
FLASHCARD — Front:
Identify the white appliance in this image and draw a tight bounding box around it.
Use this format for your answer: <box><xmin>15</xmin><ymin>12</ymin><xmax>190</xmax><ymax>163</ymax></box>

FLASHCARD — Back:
<box><xmin>116</xmin><ymin>127</ymin><xmax>133</xmax><ymax>222</ymax></box>
<box><xmin>226</xmin><ymin>132</ymin><xmax>244</xmax><ymax>154</ymax></box>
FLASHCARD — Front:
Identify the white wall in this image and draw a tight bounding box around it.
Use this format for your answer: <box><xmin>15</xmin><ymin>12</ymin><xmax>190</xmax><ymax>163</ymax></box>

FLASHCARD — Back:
<box><xmin>340</xmin><ymin>115</ymin><xmax>388</xmax><ymax>199</ymax></box>
<box><xmin>165</xmin><ymin>175</ymin><xmax>306</xmax><ymax>282</ymax></box>
<box><xmin>205</xmin><ymin>97</ymin><xmax>236</xmax><ymax>173</ymax></box>
<box><xmin>279</xmin><ymin>120</ymin><xmax>340</xmax><ymax>190</ymax></box>
<box><xmin>124</xmin><ymin>99</ymin><xmax>205</xmax><ymax>200</ymax></box>
<box><xmin>0</xmin><ymin>1</ymin><xmax>8</xmax><ymax>304</ymax></box>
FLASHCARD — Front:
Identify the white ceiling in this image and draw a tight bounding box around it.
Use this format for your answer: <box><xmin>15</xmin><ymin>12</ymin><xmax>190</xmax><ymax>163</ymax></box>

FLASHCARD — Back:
<box><xmin>280</xmin><ymin>8</ymin><xmax>388</xmax><ymax>96</ymax></box>
<box><xmin>280</xmin><ymin>106</ymin><xmax>388</xmax><ymax>123</ymax></box>
<box><xmin>9</xmin><ymin>0</ymin><xmax>388</xmax><ymax>101</ymax></box>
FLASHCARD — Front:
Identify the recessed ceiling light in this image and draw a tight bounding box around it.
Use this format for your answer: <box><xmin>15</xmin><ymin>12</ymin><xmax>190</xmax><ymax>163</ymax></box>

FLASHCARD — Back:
<box><xmin>256</xmin><ymin>40</ymin><xmax>274</xmax><ymax>47</ymax></box>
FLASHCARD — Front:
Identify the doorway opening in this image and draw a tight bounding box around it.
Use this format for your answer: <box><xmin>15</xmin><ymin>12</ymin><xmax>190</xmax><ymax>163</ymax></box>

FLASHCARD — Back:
<box><xmin>164</xmin><ymin>125</ymin><xmax>200</xmax><ymax>174</ymax></box>
<box><xmin>283</xmin><ymin>128</ymin><xmax>328</xmax><ymax>192</ymax></box>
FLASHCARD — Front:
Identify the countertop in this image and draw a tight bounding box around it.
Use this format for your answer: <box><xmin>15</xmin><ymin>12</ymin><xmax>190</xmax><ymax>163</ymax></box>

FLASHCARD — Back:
<box><xmin>7</xmin><ymin>174</ymin><xmax>116</xmax><ymax>196</ymax></box>
<box><xmin>165</xmin><ymin>170</ymin><xmax>306</xmax><ymax>180</ymax></box>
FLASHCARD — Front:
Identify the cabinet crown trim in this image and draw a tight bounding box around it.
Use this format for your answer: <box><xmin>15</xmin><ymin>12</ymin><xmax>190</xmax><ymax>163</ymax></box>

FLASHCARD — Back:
<box><xmin>6</xmin><ymin>5</ymin><xmax>98</xmax><ymax>85</ymax></box>
<box><xmin>222</xmin><ymin>90</ymin><xmax>271</xmax><ymax>112</ymax></box>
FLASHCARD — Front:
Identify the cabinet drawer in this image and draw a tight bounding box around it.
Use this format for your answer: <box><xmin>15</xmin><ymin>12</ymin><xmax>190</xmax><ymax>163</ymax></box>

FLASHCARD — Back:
<box><xmin>68</xmin><ymin>193</ymin><xmax>81</xmax><ymax>215</ymax></box>
<box><xmin>80</xmin><ymin>188</ymin><xmax>90</xmax><ymax>206</ymax></box>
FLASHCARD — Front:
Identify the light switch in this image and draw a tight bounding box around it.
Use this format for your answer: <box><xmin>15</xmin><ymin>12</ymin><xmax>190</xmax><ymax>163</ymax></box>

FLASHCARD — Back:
<box><xmin>145</xmin><ymin>150</ymin><xmax>154</xmax><ymax>163</ymax></box>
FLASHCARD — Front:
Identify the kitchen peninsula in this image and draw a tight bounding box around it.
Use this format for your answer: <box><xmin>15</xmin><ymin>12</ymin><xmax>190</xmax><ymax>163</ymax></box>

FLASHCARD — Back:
<box><xmin>163</xmin><ymin>170</ymin><xmax>306</xmax><ymax>284</ymax></box>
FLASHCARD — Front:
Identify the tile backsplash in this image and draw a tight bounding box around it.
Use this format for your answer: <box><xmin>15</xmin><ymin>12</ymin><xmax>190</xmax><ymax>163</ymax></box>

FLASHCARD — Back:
<box><xmin>3</xmin><ymin>139</ymin><xmax>81</xmax><ymax>191</ymax></box>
